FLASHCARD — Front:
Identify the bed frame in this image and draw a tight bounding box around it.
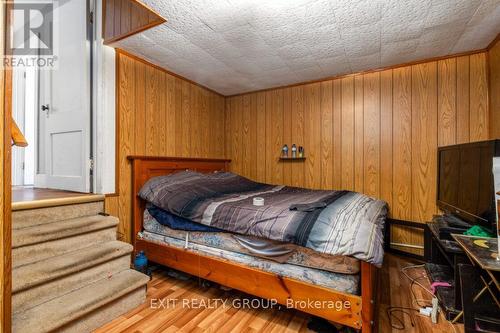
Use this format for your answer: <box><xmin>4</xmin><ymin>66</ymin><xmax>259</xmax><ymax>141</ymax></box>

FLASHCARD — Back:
<box><xmin>129</xmin><ymin>156</ymin><xmax>378</xmax><ymax>332</ymax></box>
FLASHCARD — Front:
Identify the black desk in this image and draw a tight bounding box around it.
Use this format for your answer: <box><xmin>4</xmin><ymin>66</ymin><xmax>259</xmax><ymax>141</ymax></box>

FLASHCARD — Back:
<box><xmin>424</xmin><ymin>218</ymin><xmax>469</xmax><ymax>320</ymax></box>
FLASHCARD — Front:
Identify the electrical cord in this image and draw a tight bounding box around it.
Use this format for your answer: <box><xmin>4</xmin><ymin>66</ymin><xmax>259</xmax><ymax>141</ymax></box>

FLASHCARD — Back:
<box><xmin>401</xmin><ymin>264</ymin><xmax>435</xmax><ymax>298</ymax></box>
<box><xmin>402</xmin><ymin>264</ymin><xmax>434</xmax><ymax>307</ymax></box>
<box><xmin>386</xmin><ymin>264</ymin><xmax>434</xmax><ymax>330</ymax></box>
<box><xmin>400</xmin><ymin>263</ymin><xmax>460</xmax><ymax>332</ymax></box>
<box><xmin>386</xmin><ymin>307</ymin><xmax>417</xmax><ymax>329</ymax></box>
<box><xmin>410</xmin><ymin>277</ymin><xmax>432</xmax><ymax>307</ymax></box>
<box><xmin>385</xmin><ymin>265</ymin><xmax>426</xmax><ymax>329</ymax></box>
<box><xmin>448</xmin><ymin>319</ymin><xmax>458</xmax><ymax>333</ymax></box>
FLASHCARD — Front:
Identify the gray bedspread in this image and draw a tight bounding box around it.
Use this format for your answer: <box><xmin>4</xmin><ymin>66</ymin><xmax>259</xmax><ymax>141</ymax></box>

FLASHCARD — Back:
<box><xmin>139</xmin><ymin>171</ymin><xmax>387</xmax><ymax>266</ymax></box>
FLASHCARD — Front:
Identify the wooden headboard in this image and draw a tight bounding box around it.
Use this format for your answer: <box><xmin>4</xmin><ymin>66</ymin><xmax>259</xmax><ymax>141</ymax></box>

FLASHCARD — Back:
<box><xmin>128</xmin><ymin>156</ymin><xmax>230</xmax><ymax>245</ymax></box>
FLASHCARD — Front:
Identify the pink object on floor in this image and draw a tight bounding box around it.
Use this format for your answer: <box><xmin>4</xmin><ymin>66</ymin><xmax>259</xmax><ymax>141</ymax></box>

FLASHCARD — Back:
<box><xmin>430</xmin><ymin>281</ymin><xmax>452</xmax><ymax>294</ymax></box>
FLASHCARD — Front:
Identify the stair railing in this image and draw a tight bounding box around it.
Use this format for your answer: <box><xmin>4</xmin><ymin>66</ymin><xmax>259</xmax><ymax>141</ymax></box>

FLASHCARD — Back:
<box><xmin>11</xmin><ymin>118</ymin><xmax>28</xmax><ymax>147</ymax></box>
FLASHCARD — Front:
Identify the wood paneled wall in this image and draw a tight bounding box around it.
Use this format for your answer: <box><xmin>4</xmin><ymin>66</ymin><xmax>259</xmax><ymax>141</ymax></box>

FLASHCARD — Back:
<box><xmin>103</xmin><ymin>0</ymin><xmax>165</xmax><ymax>44</ymax></box>
<box><xmin>107</xmin><ymin>48</ymin><xmax>492</xmax><ymax>251</ymax></box>
<box><xmin>489</xmin><ymin>38</ymin><xmax>500</xmax><ymax>139</ymax></box>
<box><xmin>105</xmin><ymin>51</ymin><xmax>225</xmax><ymax>242</ymax></box>
<box><xmin>1</xmin><ymin>2</ymin><xmax>12</xmax><ymax>331</ymax></box>
<box><xmin>226</xmin><ymin>53</ymin><xmax>489</xmax><ymax>252</ymax></box>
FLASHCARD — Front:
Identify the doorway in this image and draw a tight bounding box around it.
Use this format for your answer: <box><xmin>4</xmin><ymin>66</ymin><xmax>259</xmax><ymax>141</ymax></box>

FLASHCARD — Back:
<box><xmin>11</xmin><ymin>0</ymin><xmax>94</xmax><ymax>195</ymax></box>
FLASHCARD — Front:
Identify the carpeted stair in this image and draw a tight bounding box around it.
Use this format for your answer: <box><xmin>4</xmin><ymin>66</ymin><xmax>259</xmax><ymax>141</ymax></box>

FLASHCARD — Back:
<box><xmin>12</xmin><ymin>200</ymin><xmax>148</xmax><ymax>333</ymax></box>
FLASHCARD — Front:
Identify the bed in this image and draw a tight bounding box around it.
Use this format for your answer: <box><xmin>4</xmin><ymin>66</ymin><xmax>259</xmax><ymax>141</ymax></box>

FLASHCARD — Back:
<box><xmin>129</xmin><ymin>156</ymin><xmax>381</xmax><ymax>332</ymax></box>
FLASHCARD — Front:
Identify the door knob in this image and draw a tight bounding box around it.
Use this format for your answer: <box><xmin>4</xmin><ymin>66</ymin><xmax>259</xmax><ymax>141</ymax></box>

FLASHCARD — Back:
<box><xmin>41</xmin><ymin>104</ymin><xmax>50</xmax><ymax>112</ymax></box>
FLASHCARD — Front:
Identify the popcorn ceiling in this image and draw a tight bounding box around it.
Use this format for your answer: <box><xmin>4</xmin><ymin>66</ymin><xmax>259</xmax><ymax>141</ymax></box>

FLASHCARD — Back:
<box><xmin>114</xmin><ymin>0</ymin><xmax>500</xmax><ymax>95</ymax></box>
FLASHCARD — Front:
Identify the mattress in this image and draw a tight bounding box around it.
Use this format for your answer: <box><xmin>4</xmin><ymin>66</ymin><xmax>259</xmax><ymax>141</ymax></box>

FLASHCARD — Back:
<box><xmin>138</xmin><ymin>230</ymin><xmax>360</xmax><ymax>295</ymax></box>
<box><xmin>143</xmin><ymin>209</ymin><xmax>360</xmax><ymax>275</ymax></box>
<box><xmin>139</xmin><ymin>170</ymin><xmax>386</xmax><ymax>266</ymax></box>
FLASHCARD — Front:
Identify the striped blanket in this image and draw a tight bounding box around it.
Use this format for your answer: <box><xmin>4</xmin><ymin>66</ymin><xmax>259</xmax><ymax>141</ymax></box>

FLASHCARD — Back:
<box><xmin>139</xmin><ymin>171</ymin><xmax>387</xmax><ymax>266</ymax></box>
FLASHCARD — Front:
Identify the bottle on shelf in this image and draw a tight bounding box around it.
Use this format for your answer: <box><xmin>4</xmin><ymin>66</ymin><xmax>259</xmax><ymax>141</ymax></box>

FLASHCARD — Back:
<box><xmin>282</xmin><ymin>144</ymin><xmax>289</xmax><ymax>158</ymax></box>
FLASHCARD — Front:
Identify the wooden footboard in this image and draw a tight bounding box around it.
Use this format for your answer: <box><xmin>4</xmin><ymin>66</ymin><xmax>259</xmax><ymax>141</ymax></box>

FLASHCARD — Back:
<box><xmin>129</xmin><ymin>156</ymin><xmax>378</xmax><ymax>332</ymax></box>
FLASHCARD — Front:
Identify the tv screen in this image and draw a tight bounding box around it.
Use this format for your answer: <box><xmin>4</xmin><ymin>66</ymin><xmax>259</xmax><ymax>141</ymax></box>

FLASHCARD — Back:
<box><xmin>437</xmin><ymin>140</ymin><xmax>499</xmax><ymax>232</ymax></box>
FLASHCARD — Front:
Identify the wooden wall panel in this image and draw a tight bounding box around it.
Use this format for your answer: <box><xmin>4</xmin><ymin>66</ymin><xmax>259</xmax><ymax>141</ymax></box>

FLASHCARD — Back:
<box><xmin>158</xmin><ymin>73</ymin><xmax>167</xmax><ymax>156</ymax></box>
<box><xmin>363</xmin><ymin>72</ymin><xmax>381</xmax><ymax>198</ymax></box>
<box><xmin>380</xmin><ymin>70</ymin><xmax>393</xmax><ymax>210</ymax></box>
<box><xmin>437</xmin><ymin>58</ymin><xmax>457</xmax><ymax>146</ymax></box>
<box><xmin>181</xmin><ymin>81</ymin><xmax>192</xmax><ymax>157</ymax></box>
<box><xmin>173</xmin><ymin>78</ymin><xmax>182</xmax><ymax>156</ymax></box>
<box><xmin>354</xmin><ymin>76</ymin><xmax>364</xmax><ymax>193</ymax></box>
<box><xmin>229</xmin><ymin>97</ymin><xmax>242</xmax><ymax>175</ymax></box>
<box><xmin>392</xmin><ymin>67</ymin><xmax>414</xmax><ymax>251</ymax></box>
<box><xmin>145</xmin><ymin>65</ymin><xmax>156</xmax><ymax>155</ymax></box>
<box><xmin>225</xmin><ymin>52</ymin><xmax>489</xmax><ymax>252</ymax></box>
<box><xmin>134</xmin><ymin>61</ymin><xmax>146</xmax><ymax>155</ymax></box>
<box><xmin>117</xmin><ymin>54</ymin><xmax>135</xmax><ymax>241</ymax></box>
<box><xmin>290</xmin><ymin>87</ymin><xmax>304</xmax><ymax>187</ymax></box>
<box><xmin>164</xmin><ymin>75</ymin><xmax>175</xmax><ymax>155</ymax></box>
<box><xmin>321</xmin><ymin>81</ymin><xmax>334</xmax><ymax>189</ymax></box>
<box><xmin>106</xmin><ymin>51</ymin><xmax>225</xmax><ymax>242</ymax></box>
<box><xmin>1</xmin><ymin>2</ymin><xmax>12</xmax><ymax>330</ymax></box>
<box><xmin>109</xmin><ymin>48</ymin><xmax>493</xmax><ymax>250</ymax></box>
<box><xmin>256</xmin><ymin>92</ymin><xmax>267</xmax><ymax>183</ymax></box>
<box><xmin>488</xmin><ymin>39</ymin><xmax>500</xmax><ymax>139</ymax></box>
<box><xmin>340</xmin><ymin>78</ymin><xmax>354</xmax><ymax>191</ymax></box>
<box><xmin>411</xmin><ymin>62</ymin><xmax>437</xmax><ymax>223</ymax></box>
<box><xmin>103</xmin><ymin>0</ymin><xmax>166</xmax><ymax>44</ymax></box>
<box><xmin>469</xmin><ymin>53</ymin><xmax>489</xmax><ymax>142</ymax></box>
<box><xmin>267</xmin><ymin>89</ymin><xmax>284</xmax><ymax>184</ymax></box>
<box><xmin>242</xmin><ymin>95</ymin><xmax>252</xmax><ymax>178</ymax></box>
<box><xmin>304</xmin><ymin>84</ymin><xmax>321</xmax><ymax>189</ymax></box>
<box><xmin>456</xmin><ymin>56</ymin><xmax>470</xmax><ymax>143</ymax></box>
<box><xmin>283</xmin><ymin>88</ymin><xmax>293</xmax><ymax>186</ymax></box>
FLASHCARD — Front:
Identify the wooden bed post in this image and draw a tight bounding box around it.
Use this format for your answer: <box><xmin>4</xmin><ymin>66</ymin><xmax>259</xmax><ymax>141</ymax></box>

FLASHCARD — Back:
<box><xmin>128</xmin><ymin>156</ymin><xmax>231</xmax><ymax>251</ymax></box>
<box><xmin>361</xmin><ymin>262</ymin><xmax>378</xmax><ymax>333</ymax></box>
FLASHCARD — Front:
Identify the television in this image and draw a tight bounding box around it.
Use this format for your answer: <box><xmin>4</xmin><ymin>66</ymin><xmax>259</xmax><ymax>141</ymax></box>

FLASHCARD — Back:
<box><xmin>437</xmin><ymin>140</ymin><xmax>500</xmax><ymax>233</ymax></box>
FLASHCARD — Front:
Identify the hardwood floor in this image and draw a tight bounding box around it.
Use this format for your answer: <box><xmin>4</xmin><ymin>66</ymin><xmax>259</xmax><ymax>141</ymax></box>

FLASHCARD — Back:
<box><xmin>95</xmin><ymin>254</ymin><xmax>464</xmax><ymax>333</ymax></box>
<box><xmin>378</xmin><ymin>255</ymin><xmax>463</xmax><ymax>333</ymax></box>
<box><xmin>12</xmin><ymin>187</ymin><xmax>89</xmax><ymax>203</ymax></box>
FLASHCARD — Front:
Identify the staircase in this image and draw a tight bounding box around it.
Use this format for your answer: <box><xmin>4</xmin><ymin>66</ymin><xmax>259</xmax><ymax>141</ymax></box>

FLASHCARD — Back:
<box><xmin>12</xmin><ymin>197</ymin><xmax>149</xmax><ymax>333</ymax></box>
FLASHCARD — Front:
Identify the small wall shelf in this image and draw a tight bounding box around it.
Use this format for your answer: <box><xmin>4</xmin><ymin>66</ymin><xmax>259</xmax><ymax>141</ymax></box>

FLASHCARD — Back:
<box><xmin>279</xmin><ymin>157</ymin><xmax>306</xmax><ymax>161</ymax></box>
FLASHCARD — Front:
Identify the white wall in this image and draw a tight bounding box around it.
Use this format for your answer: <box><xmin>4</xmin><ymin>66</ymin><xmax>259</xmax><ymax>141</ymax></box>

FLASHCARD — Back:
<box><xmin>93</xmin><ymin>0</ymin><xmax>116</xmax><ymax>194</ymax></box>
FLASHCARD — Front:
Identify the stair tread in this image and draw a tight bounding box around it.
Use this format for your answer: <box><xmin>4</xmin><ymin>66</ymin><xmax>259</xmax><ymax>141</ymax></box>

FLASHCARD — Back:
<box><xmin>12</xmin><ymin>194</ymin><xmax>104</xmax><ymax>211</ymax></box>
<box><xmin>13</xmin><ymin>269</ymin><xmax>149</xmax><ymax>333</ymax></box>
<box><xmin>13</xmin><ymin>201</ymin><xmax>104</xmax><ymax>230</ymax></box>
<box><xmin>13</xmin><ymin>215</ymin><xmax>119</xmax><ymax>248</ymax></box>
<box><xmin>13</xmin><ymin>240</ymin><xmax>133</xmax><ymax>293</ymax></box>
<box><xmin>12</xmin><ymin>227</ymin><xmax>117</xmax><ymax>269</ymax></box>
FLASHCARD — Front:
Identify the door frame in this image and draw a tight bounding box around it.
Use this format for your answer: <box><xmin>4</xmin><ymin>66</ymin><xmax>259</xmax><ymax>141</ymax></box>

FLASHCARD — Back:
<box><xmin>93</xmin><ymin>0</ymin><xmax>116</xmax><ymax>195</ymax></box>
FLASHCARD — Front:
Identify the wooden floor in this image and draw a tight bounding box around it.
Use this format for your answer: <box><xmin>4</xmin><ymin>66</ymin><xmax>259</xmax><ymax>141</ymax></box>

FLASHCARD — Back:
<box><xmin>377</xmin><ymin>255</ymin><xmax>462</xmax><ymax>333</ymax></box>
<box><xmin>12</xmin><ymin>186</ymin><xmax>89</xmax><ymax>203</ymax></box>
<box><xmin>95</xmin><ymin>254</ymin><xmax>464</xmax><ymax>333</ymax></box>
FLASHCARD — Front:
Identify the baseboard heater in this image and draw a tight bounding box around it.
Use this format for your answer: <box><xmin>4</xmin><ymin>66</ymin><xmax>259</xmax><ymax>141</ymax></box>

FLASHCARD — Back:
<box><xmin>385</xmin><ymin>218</ymin><xmax>425</xmax><ymax>260</ymax></box>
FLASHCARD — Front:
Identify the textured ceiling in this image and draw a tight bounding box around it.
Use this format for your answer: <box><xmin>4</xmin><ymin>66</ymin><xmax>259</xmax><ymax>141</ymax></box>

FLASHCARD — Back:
<box><xmin>114</xmin><ymin>0</ymin><xmax>500</xmax><ymax>95</ymax></box>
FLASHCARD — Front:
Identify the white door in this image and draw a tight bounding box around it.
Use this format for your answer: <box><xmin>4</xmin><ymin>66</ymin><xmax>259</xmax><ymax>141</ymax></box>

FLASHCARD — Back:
<box><xmin>36</xmin><ymin>0</ymin><xmax>92</xmax><ymax>192</ymax></box>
